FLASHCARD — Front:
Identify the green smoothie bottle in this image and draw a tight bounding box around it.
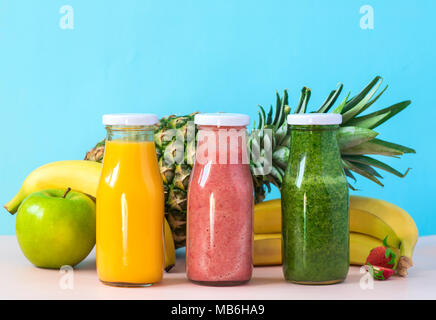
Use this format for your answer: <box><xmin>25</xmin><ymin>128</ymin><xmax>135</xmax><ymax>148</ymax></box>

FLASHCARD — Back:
<box><xmin>281</xmin><ymin>113</ymin><xmax>349</xmax><ymax>285</ymax></box>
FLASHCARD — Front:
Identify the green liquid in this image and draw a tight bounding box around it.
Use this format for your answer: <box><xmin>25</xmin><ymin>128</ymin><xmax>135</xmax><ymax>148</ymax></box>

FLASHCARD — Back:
<box><xmin>281</xmin><ymin>125</ymin><xmax>349</xmax><ymax>284</ymax></box>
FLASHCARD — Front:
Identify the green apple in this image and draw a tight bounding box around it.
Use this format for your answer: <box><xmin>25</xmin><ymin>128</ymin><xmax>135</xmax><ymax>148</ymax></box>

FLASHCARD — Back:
<box><xmin>16</xmin><ymin>188</ymin><xmax>96</xmax><ymax>269</ymax></box>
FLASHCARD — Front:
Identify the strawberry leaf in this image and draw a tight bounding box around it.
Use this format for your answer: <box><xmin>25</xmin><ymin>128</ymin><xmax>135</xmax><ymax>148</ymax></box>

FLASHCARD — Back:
<box><xmin>366</xmin><ymin>263</ymin><xmax>385</xmax><ymax>280</ymax></box>
<box><xmin>385</xmin><ymin>248</ymin><xmax>397</xmax><ymax>265</ymax></box>
<box><xmin>388</xmin><ymin>254</ymin><xmax>396</xmax><ymax>266</ymax></box>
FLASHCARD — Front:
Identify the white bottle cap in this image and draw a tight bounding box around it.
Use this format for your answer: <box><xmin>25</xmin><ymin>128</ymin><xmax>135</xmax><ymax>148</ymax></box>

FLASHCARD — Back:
<box><xmin>102</xmin><ymin>114</ymin><xmax>159</xmax><ymax>126</ymax></box>
<box><xmin>287</xmin><ymin>113</ymin><xmax>342</xmax><ymax>125</ymax></box>
<box><xmin>194</xmin><ymin>113</ymin><xmax>250</xmax><ymax>126</ymax></box>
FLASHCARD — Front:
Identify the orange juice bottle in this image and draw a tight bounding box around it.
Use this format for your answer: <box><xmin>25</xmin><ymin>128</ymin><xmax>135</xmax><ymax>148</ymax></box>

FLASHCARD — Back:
<box><xmin>96</xmin><ymin>114</ymin><xmax>164</xmax><ymax>287</ymax></box>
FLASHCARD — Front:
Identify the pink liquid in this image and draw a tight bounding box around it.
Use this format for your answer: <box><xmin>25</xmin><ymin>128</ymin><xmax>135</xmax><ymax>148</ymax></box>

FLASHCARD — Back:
<box><xmin>187</xmin><ymin>126</ymin><xmax>253</xmax><ymax>285</ymax></box>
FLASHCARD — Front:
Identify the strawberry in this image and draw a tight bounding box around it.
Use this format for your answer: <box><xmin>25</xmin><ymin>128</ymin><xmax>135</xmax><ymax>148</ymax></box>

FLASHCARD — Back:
<box><xmin>366</xmin><ymin>264</ymin><xmax>395</xmax><ymax>280</ymax></box>
<box><xmin>365</xmin><ymin>236</ymin><xmax>396</xmax><ymax>269</ymax></box>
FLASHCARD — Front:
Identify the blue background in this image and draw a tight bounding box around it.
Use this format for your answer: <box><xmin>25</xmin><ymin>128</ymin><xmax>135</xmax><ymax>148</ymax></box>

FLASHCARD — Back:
<box><xmin>0</xmin><ymin>1</ymin><xmax>434</xmax><ymax>235</ymax></box>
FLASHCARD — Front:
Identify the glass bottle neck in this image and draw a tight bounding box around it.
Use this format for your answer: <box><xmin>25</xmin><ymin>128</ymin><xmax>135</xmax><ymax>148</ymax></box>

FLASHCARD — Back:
<box><xmin>289</xmin><ymin>125</ymin><xmax>340</xmax><ymax>152</ymax></box>
<box><xmin>195</xmin><ymin>125</ymin><xmax>249</xmax><ymax>165</ymax></box>
<box><xmin>289</xmin><ymin>124</ymin><xmax>339</xmax><ymax>131</ymax></box>
<box><xmin>105</xmin><ymin>125</ymin><xmax>155</xmax><ymax>142</ymax></box>
<box><xmin>196</xmin><ymin>125</ymin><xmax>248</xmax><ymax>146</ymax></box>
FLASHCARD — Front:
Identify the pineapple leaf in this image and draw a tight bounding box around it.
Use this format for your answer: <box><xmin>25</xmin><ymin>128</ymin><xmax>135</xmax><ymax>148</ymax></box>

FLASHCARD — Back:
<box><xmin>343</xmin><ymin>155</ymin><xmax>411</xmax><ymax>178</ymax></box>
<box><xmin>342</xmin><ymin>160</ymin><xmax>365</xmax><ymax>190</ymax></box>
<box><xmin>346</xmin><ymin>100</ymin><xmax>411</xmax><ymax>129</ymax></box>
<box><xmin>273</xmin><ymin>91</ymin><xmax>284</xmax><ymax>125</ymax></box>
<box><xmin>342</xmin><ymin>79</ymin><xmax>383</xmax><ymax>123</ymax></box>
<box><xmin>267</xmin><ymin>166</ymin><xmax>283</xmax><ymax>187</ymax></box>
<box><xmin>278</xmin><ymin>89</ymin><xmax>289</xmax><ymax>127</ymax></box>
<box><xmin>319</xmin><ymin>90</ymin><xmax>335</xmax><ymax>111</ymax></box>
<box><xmin>355</xmin><ymin>84</ymin><xmax>389</xmax><ymax>115</ymax></box>
<box><xmin>343</xmin><ymin>159</ymin><xmax>384</xmax><ymax>187</ymax></box>
<box><xmin>295</xmin><ymin>88</ymin><xmax>304</xmax><ymax>113</ymax></box>
<box><xmin>337</xmin><ymin>126</ymin><xmax>379</xmax><ymax>150</ymax></box>
<box><xmin>344</xmin><ymin>158</ymin><xmax>383</xmax><ymax>179</ymax></box>
<box><xmin>274</xmin><ymin>122</ymin><xmax>289</xmax><ymax>146</ymax></box>
<box><xmin>95</xmin><ymin>139</ymin><xmax>106</xmax><ymax>148</ymax></box>
<box><xmin>275</xmin><ymin>91</ymin><xmax>281</xmax><ymax>118</ymax></box>
<box><xmin>280</xmin><ymin>132</ymin><xmax>290</xmax><ymax>148</ymax></box>
<box><xmin>348</xmin><ymin>159</ymin><xmax>383</xmax><ymax>178</ymax></box>
<box><xmin>371</xmin><ymin>138</ymin><xmax>416</xmax><ymax>154</ymax></box>
<box><xmin>273</xmin><ymin>90</ymin><xmax>289</xmax><ymax>129</ymax></box>
<box><xmin>295</xmin><ymin>87</ymin><xmax>311</xmax><ymax>114</ymax></box>
<box><xmin>249</xmin><ymin>133</ymin><xmax>261</xmax><ymax>159</ymax></box>
<box><xmin>348</xmin><ymin>183</ymin><xmax>358</xmax><ymax>191</ymax></box>
<box><xmin>343</xmin><ymin>167</ymin><xmax>357</xmax><ymax>182</ymax></box>
<box><xmin>272</xmin><ymin>146</ymin><xmax>290</xmax><ymax>170</ymax></box>
<box><xmin>257</xmin><ymin>107</ymin><xmax>266</xmax><ymax>130</ymax></box>
<box><xmin>341</xmin><ymin>76</ymin><xmax>382</xmax><ymax>114</ymax></box>
<box><xmin>266</xmin><ymin>105</ymin><xmax>273</xmax><ymax>125</ymax></box>
<box><xmin>333</xmin><ymin>91</ymin><xmax>351</xmax><ymax>114</ymax></box>
<box><xmin>342</xmin><ymin>138</ymin><xmax>416</xmax><ymax>156</ymax></box>
<box><xmin>317</xmin><ymin>83</ymin><xmax>344</xmax><ymax>113</ymax></box>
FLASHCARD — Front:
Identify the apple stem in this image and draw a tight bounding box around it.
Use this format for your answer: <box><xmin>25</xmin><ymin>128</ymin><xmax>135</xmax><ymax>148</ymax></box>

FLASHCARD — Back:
<box><xmin>63</xmin><ymin>188</ymin><xmax>72</xmax><ymax>199</ymax></box>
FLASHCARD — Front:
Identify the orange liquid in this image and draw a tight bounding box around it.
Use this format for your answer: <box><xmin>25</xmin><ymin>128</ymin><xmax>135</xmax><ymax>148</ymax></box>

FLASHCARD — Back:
<box><xmin>96</xmin><ymin>140</ymin><xmax>164</xmax><ymax>286</ymax></box>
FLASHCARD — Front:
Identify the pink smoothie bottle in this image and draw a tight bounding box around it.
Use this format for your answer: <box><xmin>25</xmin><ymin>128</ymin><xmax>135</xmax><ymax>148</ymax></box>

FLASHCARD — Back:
<box><xmin>187</xmin><ymin>113</ymin><xmax>254</xmax><ymax>286</ymax></box>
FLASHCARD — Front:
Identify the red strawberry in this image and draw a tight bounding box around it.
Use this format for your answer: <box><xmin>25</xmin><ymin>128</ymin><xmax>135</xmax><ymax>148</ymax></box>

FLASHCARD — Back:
<box><xmin>365</xmin><ymin>236</ymin><xmax>396</xmax><ymax>269</ymax></box>
<box><xmin>365</xmin><ymin>264</ymin><xmax>395</xmax><ymax>280</ymax></box>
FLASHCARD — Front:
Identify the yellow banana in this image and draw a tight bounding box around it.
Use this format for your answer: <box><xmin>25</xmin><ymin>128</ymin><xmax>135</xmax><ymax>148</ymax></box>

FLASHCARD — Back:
<box><xmin>253</xmin><ymin>232</ymin><xmax>400</xmax><ymax>267</ymax></box>
<box><xmin>4</xmin><ymin>160</ymin><xmax>102</xmax><ymax>214</ymax></box>
<box><xmin>350</xmin><ymin>196</ymin><xmax>418</xmax><ymax>276</ymax></box>
<box><xmin>253</xmin><ymin>233</ymin><xmax>281</xmax><ymax>266</ymax></box>
<box><xmin>254</xmin><ymin>200</ymin><xmax>281</xmax><ymax>234</ymax></box>
<box><xmin>4</xmin><ymin>160</ymin><xmax>176</xmax><ymax>271</ymax></box>
<box><xmin>350</xmin><ymin>208</ymin><xmax>401</xmax><ymax>249</ymax></box>
<box><xmin>253</xmin><ymin>196</ymin><xmax>418</xmax><ymax>275</ymax></box>
<box><xmin>254</xmin><ymin>200</ymin><xmax>411</xmax><ymax>252</ymax></box>
<box><xmin>164</xmin><ymin>218</ymin><xmax>176</xmax><ymax>271</ymax></box>
<box><xmin>349</xmin><ymin>232</ymin><xmax>399</xmax><ymax>266</ymax></box>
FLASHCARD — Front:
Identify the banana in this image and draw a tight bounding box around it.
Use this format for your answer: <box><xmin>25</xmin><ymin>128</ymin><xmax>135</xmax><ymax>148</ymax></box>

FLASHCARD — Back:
<box><xmin>254</xmin><ymin>200</ymin><xmax>281</xmax><ymax>234</ymax></box>
<box><xmin>4</xmin><ymin>160</ymin><xmax>102</xmax><ymax>214</ymax></box>
<box><xmin>350</xmin><ymin>196</ymin><xmax>418</xmax><ymax>276</ymax></box>
<box><xmin>350</xmin><ymin>232</ymin><xmax>399</xmax><ymax>266</ymax></box>
<box><xmin>4</xmin><ymin>160</ymin><xmax>176</xmax><ymax>272</ymax></box>
<box><xmin>253</xmin><ymin>233</ymin><xmax>281</xmax><ymax>266</ymax></box>
<box><xmin>350</xmin><ymin>208</ymin><xmax>401</xmax><ymax>249</ymax></box>
<box><xmin>164</xmin><ymin>218</ymin><xmax>176</xmax><ymax>272</ymax></box>
<box><xmin>253</xmin><ymin>196</ymin><xmax>418</xmax><ymax>275</ymax></box>
<box><xmin>254</xmin><ymin>198</ymin><xmax>405</xmax><ymax>245</ymax></box>
<box><xmin>253</xmin><ymin>232</ymin><xmax>400</xmax><ymax>267</ymax></box>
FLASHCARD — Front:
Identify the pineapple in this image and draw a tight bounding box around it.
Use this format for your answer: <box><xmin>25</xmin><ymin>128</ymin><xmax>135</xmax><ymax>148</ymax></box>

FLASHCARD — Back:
<box><xmin>85</xmin><ymin>76</ymin><xmax>415</xmax><ymax>248</ymax></box>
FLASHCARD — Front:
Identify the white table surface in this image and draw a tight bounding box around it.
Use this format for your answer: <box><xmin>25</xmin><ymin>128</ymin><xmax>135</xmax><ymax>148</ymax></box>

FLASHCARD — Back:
<box><xmin>1</xmin><ymin>235</ymin><xmax>435</xmax><ymax>300</ymax></box>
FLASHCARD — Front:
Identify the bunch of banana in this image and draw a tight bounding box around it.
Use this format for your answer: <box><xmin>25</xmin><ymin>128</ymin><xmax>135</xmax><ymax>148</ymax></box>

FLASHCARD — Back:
<box><xmin>254</xmin><ymin>197</ymin><xmax>418</xmax><ymax>276</ymax></box>
<box><xmin>4</xmin><ymin>160</ymin><xmax>176</xmax><ymax>271</ymax></box>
